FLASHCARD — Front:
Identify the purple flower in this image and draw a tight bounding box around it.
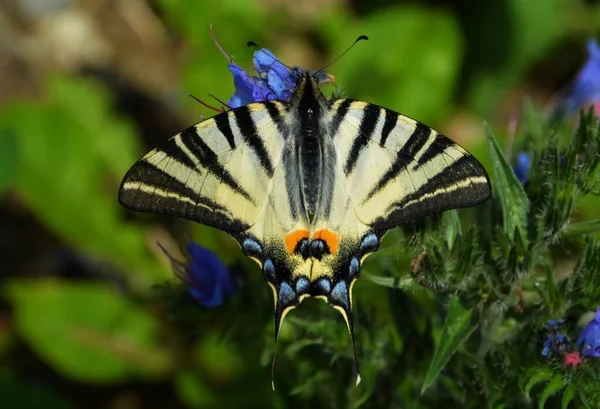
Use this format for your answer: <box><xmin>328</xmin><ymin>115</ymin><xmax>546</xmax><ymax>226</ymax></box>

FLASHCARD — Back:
<box><xmin>542</xmin><ymin>333</ymin><xmax>570</xmax><ymax>357</ymax></box>
<box><xmin>513</xmin><ymin>152</ymin><xmax>531</xmax><ymax>185</ymax></box>
<box><xmin>210</xmin><ymin>27</ymin><xmax>333</xmax><ymax>108</ymax></box>
<box><xmin>556</xmin><ymin>38</ymin><xmax>600</xmax><ymax>118</ymax></box>
<box><xmin>161</xmin><ymin>242</ymin><xmax>234</xmax><ymax>308</ymax></box>
<box><xmin>541</xmin><ymin>319</ymin><xmax>570</xmax><ymax>357</ymax></box>
<box><xmin>577</xmin><ymin>307</ymin><xmax>600</xmax><ymax>358</ymax></box>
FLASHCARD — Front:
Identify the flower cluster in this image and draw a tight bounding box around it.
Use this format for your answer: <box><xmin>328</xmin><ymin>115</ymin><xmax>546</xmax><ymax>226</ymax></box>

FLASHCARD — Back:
<box><xmin>210</xmin><ymin>27</ymin><xmax>333</xmax><ymax>108</ymax></box>
<box><xmin>541</xmin><ymin>319</ymin><xmax>570</xmax><ymax>357</ymax></box>
<box><xmin>541</xmin><ymin>308</ymin><xmax>600</xmax><ymax>368</ymax></box>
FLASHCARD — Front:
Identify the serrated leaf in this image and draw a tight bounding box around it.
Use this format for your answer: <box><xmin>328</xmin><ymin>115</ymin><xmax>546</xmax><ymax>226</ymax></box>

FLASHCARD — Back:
<box><xmin>485</xmin><ymin>124</ymin><xmax>530</xmax><ymax>245</ymax></box>
<box><xmin>538</xmin><ymin>374</ymin><xmax>564</xmax><ymax>409</ymax></box>
<box><xmin>562</xmin><ymin>383</ymin><xmax>575</xmax><ymax>409</ymax></box>
<box><xmin>7</xmin><ymin>279</ymin><xmax>170</xmax><ymax>383</ymax></box>
<box><xmin>421</xmin><ymin>296</ymin><xmax>477</xmax><ymax>393</ymax></box>
<box><xmin>523</xmin><ymin>367</ymin><xmax>554</xmax><ymax>399</ymax></box>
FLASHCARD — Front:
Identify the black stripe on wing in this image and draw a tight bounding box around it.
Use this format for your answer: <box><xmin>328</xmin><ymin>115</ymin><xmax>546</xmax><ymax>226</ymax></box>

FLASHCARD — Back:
<box><xmin>344</xmin><ymin>104</ymin><xmax>380</xmax><ymax>175</ymax></box>
<box><xmin>330</xmin><ymin>99</ymin><xmax>353</xmax><ymax>137</ymax></box>
<box><xmin>372</xmin><ymin>156</ymin><xmax>490</xmax><ymax>229</ymax></box>
<box><xmin>214</xmin><ymin>113</ymin><xmax>236</xmax><ymax>150</ymax></box>
<box><xmin>179</xmin><ymin>127</ymin><xmax>256</xmax><ymax>204</ymax></box>
<box><xmin>119</xmin><ymin>161</ymin><xmax>251</xmax><ymax>232</ymax></box>
<box><xmin>414</xmin><ymin>134</ymin><xmax>453</xmax><ymax>169</ymax></box>
<box><xmin>380</xmin><ymin>109</ymin><xmax>399</xmax><ymax>146</ymax></box>
<box><xmin>364</xmin><ymin>121</ymin><xmax>432</xmax><ymax>202</ymax></box>
<box><xmin>234</xmin><ymin>106</ymin><xmax>275</xmax><ymax>177</ymax></box>
<box><xmin>264</xmin><ymin>101</ymin><xmax>288</xmax><ymax>137</ymax></box>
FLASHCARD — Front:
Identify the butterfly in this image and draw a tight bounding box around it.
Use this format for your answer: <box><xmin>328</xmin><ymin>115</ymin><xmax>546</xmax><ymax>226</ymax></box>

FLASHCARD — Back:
<box><xmin>118</xmin><ymin>70</ymin><xmax>491</xmax><ymax>386</ymax></box>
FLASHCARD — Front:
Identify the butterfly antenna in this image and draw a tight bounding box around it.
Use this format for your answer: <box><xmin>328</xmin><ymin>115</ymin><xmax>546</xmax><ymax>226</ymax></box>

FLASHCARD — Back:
<box><xmin>247</xmin><ymin>40</ymin><xmax>294</xmax><ymax>71</ymax></box>
<box><xmin>208</xmin><ymin>93</ymin><xmax>232</xmax><ymax>111</ymax></box>
<box><xmin>313</xmin><ymin>35</ymin><xmax>368</xmax><ymax>78</ymax></box>
<box><xmin>186</xmin><ymin>93</ymin><xmax>224</xmax><ymax>113</ymax></box>
<box><xmin>209</xmin><ymin>24</ymin><xmax>233</xmax><ymax>62</ymax></box>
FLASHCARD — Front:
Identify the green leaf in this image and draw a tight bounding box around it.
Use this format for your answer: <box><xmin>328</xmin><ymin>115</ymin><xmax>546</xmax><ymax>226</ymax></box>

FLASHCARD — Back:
<box><xmin>7</xmin><ymin>279</ymin><xmax>170</xmax><ymax>383</ymax></box>
<box><xmin>0</xmin><ymin>77</ymin><xmax>168</xmax><ymax>291</ymax></box>
<box><xmin>562</xmin><ymin>383</ymin><xmax>575</xmax><ymax>409</ymax></box>
<box><xmin>485</xmin><ymin>124</ymin><xmax>530</xmax><ymax>245</ymax></box>
<box><xmin>523</xmin><ymin>366</ymin><xmax>554</xmax><ymax>399</ymax></box>
<box><xmin>0</xmin><ymin>130</ymin><xmax>19</xmax><ymax>193</ymax></box>
<box><xmin>421</xmin><ymin>295</ymin><xmax>477</xmax><ymax>393</ymax></box>
<box><xmin>538</xmin><ymin>374</ymin><xmax>564</xmax><ymax>409</ymax></box>
<box><xmin>563</xmin><ymin>220</ymin><xmax>600</xmax><ymax>238</ymax></box>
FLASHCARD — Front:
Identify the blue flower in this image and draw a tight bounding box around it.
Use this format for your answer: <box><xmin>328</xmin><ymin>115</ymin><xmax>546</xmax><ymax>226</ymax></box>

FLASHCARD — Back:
<box><xmin>513</xmin><ymin>152</ymin><xmax>531</xmax><ymax>185</ymax></box>
<box><xmin>542</xmin><ymin>333</ymin><xmax>570</xmax><ymax>357</ymax></box>
<box><xmin>556</xmin><ymin>38</ymin><xmax>600</xmax><ymax>118</ymax></box>
<box><xmin>577</xmin><ymin>307</ymin><xmax>600</xmax><ymax>358</ymax></box>
<box><xmin>161</xmin><ymin>242</ymin><xmax>234</xmax><ymax>308</ymax></box>
<box><xmin>541</xmin><ymin>319</ymin><xmax>570</xmax><ymax>357</ymax></box>
<box><xmin>210</xmin><ymin>28</ymin><xmax>333</xmax><ymax>108</ymax></box>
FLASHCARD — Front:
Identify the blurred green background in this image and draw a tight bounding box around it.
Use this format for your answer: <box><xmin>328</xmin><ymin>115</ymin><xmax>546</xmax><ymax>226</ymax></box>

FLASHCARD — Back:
<box><xmin>0</xmin><ymin>0</ymin><xmax>598</xmax><ymax>408</ymax></box>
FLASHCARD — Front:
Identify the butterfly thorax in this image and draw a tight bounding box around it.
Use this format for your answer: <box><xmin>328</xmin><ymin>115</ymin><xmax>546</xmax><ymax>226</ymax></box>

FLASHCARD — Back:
<box><xmin>287</xmin><ymin>73</ymin><xmax>332</xmax><ymax>221</ymax></box>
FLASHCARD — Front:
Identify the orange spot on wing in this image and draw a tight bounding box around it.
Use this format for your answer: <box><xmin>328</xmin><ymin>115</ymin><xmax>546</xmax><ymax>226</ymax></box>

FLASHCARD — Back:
<box><xmin>284</xmin><ymin>229</ymin><xmax>310</xmax><ymax>254</ymax></box>
<box><xmin>312</xmin><ymin>229</ymin><xmax>340</xmax><ymax>254</ymax></box>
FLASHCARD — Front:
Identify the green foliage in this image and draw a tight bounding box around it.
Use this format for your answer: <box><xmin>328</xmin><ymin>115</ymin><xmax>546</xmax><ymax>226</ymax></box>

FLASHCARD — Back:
<box><xmin>6</xmin><ymin>279</ymin><xmax>170</xmax><ymax>382</ymax></box>
<box><xmin>0</xmin><ymin>77</ymin><xmax>168</xmax><ymax>291</ymax></box>
<box><xmin>422</xmin><ymin>295</ymin><xmax>477</xmax><ymax>393</ymax></box>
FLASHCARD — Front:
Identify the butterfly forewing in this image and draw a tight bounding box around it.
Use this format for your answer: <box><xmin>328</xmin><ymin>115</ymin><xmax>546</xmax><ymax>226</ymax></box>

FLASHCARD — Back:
<box><xmin>328</xmin><ymin>99</ymin><xmax>491</xmax><ymax>232</ymax></box>
<box><xmin>119</xmin><ymin>102</ymin><xmax>289</xmax><ymax>233</ymax></box>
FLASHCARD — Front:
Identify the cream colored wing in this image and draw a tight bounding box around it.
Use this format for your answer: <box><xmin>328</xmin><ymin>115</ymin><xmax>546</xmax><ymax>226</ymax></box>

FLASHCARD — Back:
<box><xmin>119</xmin><ymin>101</ymin><xmax>289</xmax><ymax>234</ymax></box>
<box><xmin>329</xmin><ymin>99</ymin><xmax>491</xmax><ymax>232</ymax></box>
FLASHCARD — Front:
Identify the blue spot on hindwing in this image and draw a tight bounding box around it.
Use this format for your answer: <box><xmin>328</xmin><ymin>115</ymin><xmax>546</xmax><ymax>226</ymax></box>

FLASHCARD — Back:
<box><xmin>278</xmin><ymin>281</ymin><xmax>296</xmax><ymax>305</ymax></box>
<box><xmin>315</xmin><ymin>277</ymin><xmax>331</xmax><ymax>294</ymax></box>
<box><xmin>295</xmin><ymin>277</ymin><xmax>310</xmax><ymax>294</ymax></box>
<box><xmin>359</xmin><ymin>233</ymin><xmax>379</xmax><ymax>256</ymax></box>
<box><xmin>242</xmin><ymin>238</ymin><xmax>263</xmax><ymax>257</ymax></box>
<box><xmin>349</xmin><ymin>257</ymin><xmax>360</xmax><ymax>279</ymax></box>
<box><xmin>331</xmin><ymin>281</ymin><xmax>349</xmax><ymax>308</ymax></box>
<box><xmin>263</xmin><ymin>259</ymin><xmax>275</xmax><ymax>282</ymax></box>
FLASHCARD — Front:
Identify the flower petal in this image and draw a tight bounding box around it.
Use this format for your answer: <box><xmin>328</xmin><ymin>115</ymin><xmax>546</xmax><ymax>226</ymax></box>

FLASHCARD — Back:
<box><xmin>254</xmin><ymin>49</ymin><xmax>289</xmax><ymax>80</ymax></box>
<box><xmin>227</xmin><ymin>63</ymin><xmax>259</xmax><ymax>108</ymax></box>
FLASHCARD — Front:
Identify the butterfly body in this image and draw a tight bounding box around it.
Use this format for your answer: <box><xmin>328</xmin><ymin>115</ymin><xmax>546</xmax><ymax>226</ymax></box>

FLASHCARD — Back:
<box><xmin>119</xmin><ymin>72</ymin><xmax>491</xmax><ymax>383</ymax></box>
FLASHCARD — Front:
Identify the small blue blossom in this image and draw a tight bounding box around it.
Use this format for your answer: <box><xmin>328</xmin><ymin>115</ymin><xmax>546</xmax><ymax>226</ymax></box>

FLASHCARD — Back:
<box><xmin>541</xmin><ymin>319</ymin><xmax>570</xmax><ymax>357</ymax></box>
<box><xmin>161</xmin><ymin>242</ymin><xmax>234</xmax><ymax>308</ymax></box>
<box><xmin>577</xmin><ymin>307</ymin><xmax>600</xmax><ymax>358</ymax></box>
<box><xmin>556</xmin><ymin>38</ymin><xmax>600</xmax><ymax>118</ymax></box>
<box><xmin>512</xmin><ymin>152</ymin><xmax>531</xmax><ymax>185</ymax></box>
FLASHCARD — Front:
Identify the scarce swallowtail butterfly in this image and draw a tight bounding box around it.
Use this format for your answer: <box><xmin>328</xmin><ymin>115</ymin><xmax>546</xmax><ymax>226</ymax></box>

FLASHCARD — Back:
<box><xmin>118</xmin><ymin>56</ymin><xmax>491</xmax><ymax>387</ymax></box>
